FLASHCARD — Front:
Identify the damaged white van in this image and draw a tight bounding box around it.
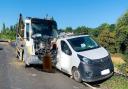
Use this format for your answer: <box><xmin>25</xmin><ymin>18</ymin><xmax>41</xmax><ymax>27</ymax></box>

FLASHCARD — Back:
<box><xmin>56</xmin><ymin>35</ymin><xmax>114</xmax><ymax>82</ymax></box>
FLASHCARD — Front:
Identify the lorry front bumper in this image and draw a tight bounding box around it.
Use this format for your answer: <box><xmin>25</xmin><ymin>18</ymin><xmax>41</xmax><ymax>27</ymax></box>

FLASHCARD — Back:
<box><xmin>25</xmin><ymin>55</ymin><xmax>42</xmax><ymax>65</ymax></box>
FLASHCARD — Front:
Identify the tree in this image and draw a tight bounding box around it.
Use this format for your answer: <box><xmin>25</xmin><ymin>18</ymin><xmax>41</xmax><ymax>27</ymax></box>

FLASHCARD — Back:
<box><xmin>98</xmin><ymin>23</ymin><xmax>116</xmax><ymax>53</ymax></box>
<box><xmin>0</xmin><ymin>23</ymin><xmax>16</xmax><ymax>41</ymax></box>
<box><xmin>19</xmin><ymin>13</ymin><xmax>24</xmax><ymax>30</ymax></box>
<box><xmin>98</xmin><ymin>29</ymin><xmax>110</xmax><ymax>49</ymax></box>
<box><xmin>74</xmin><ymin>26</ymin><xmax>89</xmax><ymax>35</ymax></box>
<box><xmin>2</xmin><ymin>23</ymin><xmax>6</xmax><ymax>33</ymax></box>
<box><xmin>109</xmin><ymin>24</ymin><xmax>116</xmax><ymax>32</ymax></box>
<box><xmin>97</xmin><ymin>23</ymin><xmax>110</xmax><ymax>30</ymax></box>
<box><xmin>116</xmin><ymin>11</ymin><xmax>128</xmax><ymax>54</ymax></box>
<box><xmin>65</xmin><ymin>27</ymin><xmax>73</xmax><ymax>33</ymax></box>
<box><xmin>89</xmin><ymin>28</ymin><xmax>99</xmax><ymax>37</ymax></box>
<box><xmin>18</xmin><ymin>13</ymin><xmax>24</xmax><ymax>37</ymax></box>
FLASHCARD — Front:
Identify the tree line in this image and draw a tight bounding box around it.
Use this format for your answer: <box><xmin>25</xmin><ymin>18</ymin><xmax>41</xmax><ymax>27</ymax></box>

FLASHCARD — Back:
<box><xmin>0</xmin><ymin>23</ymin><xmax>16</xmax><ymax>41</ymax></box>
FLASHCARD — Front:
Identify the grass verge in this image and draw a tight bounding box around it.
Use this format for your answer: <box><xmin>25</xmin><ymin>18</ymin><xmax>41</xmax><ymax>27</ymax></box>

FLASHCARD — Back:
<box><xmin>102</xmin><ymin>74</ymin><xmax>128</xmax><ymax>89</ymax></box>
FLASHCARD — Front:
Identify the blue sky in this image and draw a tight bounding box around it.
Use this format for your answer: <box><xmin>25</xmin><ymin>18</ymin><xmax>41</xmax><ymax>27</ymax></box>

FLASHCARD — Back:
<box><xmin>0</xmin><ymin>0</ymin><xmax>128</xmax><ymax>29</ymax></box>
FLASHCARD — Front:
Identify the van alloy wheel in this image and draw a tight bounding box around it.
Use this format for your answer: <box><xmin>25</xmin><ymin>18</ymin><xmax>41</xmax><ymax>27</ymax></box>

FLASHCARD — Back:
<box><xmin>72</xmin><ymin>68</ymin><xmax>82</xmax><ymax>82</ymax></box>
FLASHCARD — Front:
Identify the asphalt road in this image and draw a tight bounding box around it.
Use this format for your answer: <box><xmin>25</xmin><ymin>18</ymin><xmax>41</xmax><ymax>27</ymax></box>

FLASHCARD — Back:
<box><xmin>0</xmin><ymin>43</ymin><xmax>91</xmax><ymax>89</ymax></box>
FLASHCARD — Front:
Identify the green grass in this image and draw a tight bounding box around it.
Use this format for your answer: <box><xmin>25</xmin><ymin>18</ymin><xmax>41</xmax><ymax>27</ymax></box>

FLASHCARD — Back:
<box><xmin>102</xmin><ymin>75</ymin><xmax>128</xmax><ymax>89</ymax></box>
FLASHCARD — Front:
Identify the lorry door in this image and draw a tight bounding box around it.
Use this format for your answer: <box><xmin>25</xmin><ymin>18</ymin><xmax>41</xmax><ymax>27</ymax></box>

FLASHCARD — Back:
<box><xmin>24</xmin><ymin>23</ymin><xmax>33</xmax><ymax>56</ymax></box>
<box><xmin>59</xmin><ymin>40</ymin><xmax>72</xmax><ymax>73</ymax></box>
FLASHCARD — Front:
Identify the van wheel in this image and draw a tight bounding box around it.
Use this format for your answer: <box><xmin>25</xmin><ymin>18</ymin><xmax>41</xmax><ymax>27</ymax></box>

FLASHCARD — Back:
<box><xmin>72</xmin><ymin>68</ymin><xmax>82</xmax><ymax>82</ymax></box>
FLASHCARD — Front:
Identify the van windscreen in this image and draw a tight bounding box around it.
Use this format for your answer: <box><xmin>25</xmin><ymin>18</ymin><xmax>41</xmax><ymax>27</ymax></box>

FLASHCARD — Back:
<box><xmin>67</xmin><ymin>36</ymin><xmax>100</xmax><ymax>52</ymax></box>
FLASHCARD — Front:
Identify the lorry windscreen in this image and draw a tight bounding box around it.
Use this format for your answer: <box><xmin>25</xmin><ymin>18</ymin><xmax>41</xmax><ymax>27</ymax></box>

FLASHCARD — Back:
<box><xmin>67</xmin><ymin>36</ymin><xmax>100</xmax><ymax>52</ymax></box>
<box><xmin>32</xmin><ymin>23</ymin><xmax>54</xmax><ymax>36</ymax></box>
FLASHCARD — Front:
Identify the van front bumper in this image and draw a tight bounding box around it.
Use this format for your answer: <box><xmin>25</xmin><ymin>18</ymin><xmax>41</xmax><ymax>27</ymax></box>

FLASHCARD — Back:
<box><xmin>78</xmin><ymin>56</ymin><xmax>114</xmax><ymax>82</ymax></box>
<box><xmin>82</xmin><ymin>71</ymin><xmax>114</xmax><ymax>82</ymax></box>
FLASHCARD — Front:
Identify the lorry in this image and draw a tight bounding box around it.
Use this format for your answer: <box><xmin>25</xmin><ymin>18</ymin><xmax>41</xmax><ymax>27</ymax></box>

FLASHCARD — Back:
<box><xmin>16</xmin><ymin>14</ymin><xmax>58</xmax><ymax>70</ymax></box>
<box><xmin>16</xmin><ymin>14</ymin><xmax>114</xmax><ymax>82</ymax></box>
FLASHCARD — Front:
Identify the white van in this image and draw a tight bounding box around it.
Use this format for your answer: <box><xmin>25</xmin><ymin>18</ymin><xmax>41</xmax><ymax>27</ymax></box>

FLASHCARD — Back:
<box><xmin>56</xmin><ymin>35</ymin><xmax>114</xmax><ymax>82</ymax></box>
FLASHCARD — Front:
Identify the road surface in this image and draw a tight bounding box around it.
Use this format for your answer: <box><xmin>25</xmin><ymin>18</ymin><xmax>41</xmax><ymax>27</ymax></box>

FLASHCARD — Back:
<box><xmin>0</xmin><ymin>43</ymin><xmax>91</xmax><ymax>89</ymax></box>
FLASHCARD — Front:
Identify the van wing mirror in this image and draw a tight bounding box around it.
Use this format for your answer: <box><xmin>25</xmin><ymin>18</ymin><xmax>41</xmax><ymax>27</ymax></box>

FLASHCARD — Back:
<box><xmin>65</xmin><ymin>49</ymin><xmax>72</xmax><ymax>55</ymax></box>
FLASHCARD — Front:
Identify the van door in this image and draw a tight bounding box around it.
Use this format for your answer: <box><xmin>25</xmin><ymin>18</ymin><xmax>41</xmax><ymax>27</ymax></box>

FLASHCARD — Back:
<box><xmin>59</xmin><ymin>40</ymin><xmax>72</xmax><ymax>74</ymax></box>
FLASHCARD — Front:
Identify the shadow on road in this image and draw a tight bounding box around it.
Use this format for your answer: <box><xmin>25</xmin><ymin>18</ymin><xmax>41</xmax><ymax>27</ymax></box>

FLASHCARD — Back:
<box><xmin>0</xmin><ymin>47</ymin><xmax>3</xmax><ymax>50</ymax></box>
<box><xmin>26</xmin><ymin>64</ymin><xmax>72</xmax><ymax>78</ymax></box>
<box><xmin>26</xmin><ymin>64</ymin><xmax>57</xmax><ymax>73</ymax></box>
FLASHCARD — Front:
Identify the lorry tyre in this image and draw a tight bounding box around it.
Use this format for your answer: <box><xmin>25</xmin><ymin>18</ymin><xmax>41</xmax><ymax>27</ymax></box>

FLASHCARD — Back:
<box><xmin>16</xmin><ymin>49</ymin><xmax>23</xmax><ymax>61</ymax></box>
<box><xmin>16</xmin><ymin>48</ymin><xmax>20</xmax><ymax>59</ymax></box>
<box><xmin>72</xmin><ymin>67</ymin><xmax>82</xmax><ymax>82</ymax></box>
<box><xmin>25</xmin><ymin>63</ymin><xmax>30</xmax><ymax>68</ymax></box>
<box><xmin>21</xmin><ymin>50</ymin><xmax>23</xmax><ymax>61</ymax></box>
<box><xmin>19</xmin><ymin>50</ymin><xmax>23</xmax><ymax>61</ymax></box>
<box><xmin>23</xmin><ymin>49</ymin><xmax>30</xmax><ymax>68</ymax></box>
<box><xmin>16</xmin><ymin>49</ymin><xmax>19</xmax><ymax>58</ymax></box>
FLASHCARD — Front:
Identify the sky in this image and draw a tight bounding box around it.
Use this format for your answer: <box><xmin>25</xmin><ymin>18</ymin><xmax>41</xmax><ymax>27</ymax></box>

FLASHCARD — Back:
<box><xmin>0</xmin><ymin>0</ymin><xmax>128</xmax><ymax>29</ymax></box>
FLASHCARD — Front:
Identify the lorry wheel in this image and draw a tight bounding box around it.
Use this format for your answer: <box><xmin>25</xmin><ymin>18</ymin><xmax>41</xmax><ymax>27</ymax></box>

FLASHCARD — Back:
<box><xmin>16</xmin><ymin>49</ymin><xmax>20</xmax><ymax>59</ymax></box>
<box><xmin>72</xmin><ymin>68</ymin><xmax>82</xmax><ymax>82</ymax></box>
<box><xmin>25</xmin><ymin>64</ymin><xmax>30</xmax><ymax>68</ymax></box>
<box><xmin>19</xmin><ymin>50</ymin><xmax>23</xmax><ymax>61</ymax></box>
<box><xmin>16</xmin><ymin>49</ymin><xmax>23</xmax><ymax>61</ymax></box>
<box><xmin>23</xmin><ymin>55</ymin><xmax>30</xmax><ymax>68</ymax></box>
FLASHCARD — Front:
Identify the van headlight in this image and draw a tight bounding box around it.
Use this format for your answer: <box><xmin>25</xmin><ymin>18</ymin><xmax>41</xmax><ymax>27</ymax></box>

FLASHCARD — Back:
<box><xmin>77</xmin><ymin>54</ymin><xmax>93</xmax><ymax>64</ymax></box>
<box><xmin>108</xmin><ymin>54</ymin><xmax>112</xmax><ymax>59</ymax></box>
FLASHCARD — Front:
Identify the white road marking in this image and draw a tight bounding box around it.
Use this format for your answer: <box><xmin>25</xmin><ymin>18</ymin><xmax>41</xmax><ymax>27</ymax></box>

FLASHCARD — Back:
<box><xmin>83</xmin><ymin>82</ymin><xmax>101</xmax><ymax>89</ymax></box>
<box><xmin>73</xmin><ymin>86</ymin><xmax>80</xmax><ymax>89</ymax></box>
<box><xmin>32</xmin><ymin>74</ymin><xmax>37</xmax><ymax>77</ymax></box>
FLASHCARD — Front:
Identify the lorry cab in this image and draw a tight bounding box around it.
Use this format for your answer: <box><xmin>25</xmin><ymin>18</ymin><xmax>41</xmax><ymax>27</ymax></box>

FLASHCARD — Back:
<box><xmin>56</xmin><ymin>35</ymin><xmax>114</xmax><ymax>82</ymax></box>
<box><xmin>16</xmin><ymin>17</ymin><xmax>58</xmax><ymax>66</ymax></box>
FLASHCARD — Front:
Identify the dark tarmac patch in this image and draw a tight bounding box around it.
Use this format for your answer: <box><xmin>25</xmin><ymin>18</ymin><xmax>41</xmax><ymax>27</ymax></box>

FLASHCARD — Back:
<box><xmin>25</xmin><ymin>64</ymin><xmax>57</xmax><ymax>73</ymax></box>
<box><xmin>0</xmin><ymin>47</ymin><xmax>3</xmax><ymax>50</ymax></box>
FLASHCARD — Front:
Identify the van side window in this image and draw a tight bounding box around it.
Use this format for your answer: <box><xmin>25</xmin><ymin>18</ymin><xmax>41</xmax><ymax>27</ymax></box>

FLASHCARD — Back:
<box><xmin>61</xmin><ymin>41</ymin><xmax>72</xmax><ymax>55</ymax></box>
<box><xmin>26</xmin><ymin>23</ymin><xmax>30</xmax><ymax>41</ymax></box>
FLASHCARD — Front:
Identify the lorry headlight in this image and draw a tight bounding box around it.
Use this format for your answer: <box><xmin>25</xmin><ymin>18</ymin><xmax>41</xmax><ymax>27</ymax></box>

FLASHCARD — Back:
<box><xmin>77</xmin><ymin>54</ymin><xmax>92</xmax><ymax>64</ymax></box>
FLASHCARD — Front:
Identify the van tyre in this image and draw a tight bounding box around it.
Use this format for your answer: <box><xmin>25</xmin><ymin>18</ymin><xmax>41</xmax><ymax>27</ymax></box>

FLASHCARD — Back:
<box><xmin>72</xmin><ymin>68</ymin><xmax>82</xmax><ymax>82</ymax></box>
